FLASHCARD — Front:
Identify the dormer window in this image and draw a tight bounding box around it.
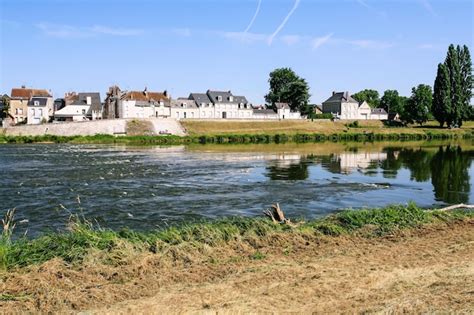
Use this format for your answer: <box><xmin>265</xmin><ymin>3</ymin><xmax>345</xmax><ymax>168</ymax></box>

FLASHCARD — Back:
<box><xmin>217</xmin><ymin>96</ymin><xmax>222</xmax><ymax>102</ymax></box>
<box><xmin>34</xmin><ymin>100</ymin><xmax>39</xmax><ymax>106</ymax></box>
<box><xmin>229</xmin><ymin>96</ymin><xmax>233</xmax><ymax>102</ymax></box>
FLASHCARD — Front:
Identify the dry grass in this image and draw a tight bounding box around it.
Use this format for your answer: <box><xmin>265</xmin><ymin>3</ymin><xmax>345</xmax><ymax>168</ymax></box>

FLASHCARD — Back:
<box><xmin>0</xmin><ymin>220</ymin><xmax>472</xmax><ymax>313</ymax></box>
<box><xmin>126</xmin><ymin>119</ymin><xmax>155</xmax><ymax>136</ymax></box>
<box><xmin>181</xmin><ymin>119</ymin><xmax>474</xmax><ymax>136</ymax></box>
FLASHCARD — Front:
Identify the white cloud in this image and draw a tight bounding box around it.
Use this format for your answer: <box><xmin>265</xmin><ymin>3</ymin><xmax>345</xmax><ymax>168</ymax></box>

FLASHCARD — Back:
<box><xmin>281</xmin><ymin>35</ymin><xmax>302</xmax><ymax>46</ymax></box>
<box><xmin>268</xmin><ymin>0</ymin><xmax>301</xmax><ymax>45</ymax></box>
<box><xmin>36</xmin><ymin>23</ymin><xmax>144</xmax><ymax>38</ymax></box>
<box><xmin>172</xmin><ymin>28</ymin><xmax>192</xmax><ymax>37</ymax></box>
<box><xmin>221</xmin><ymin>31</ymin><xmax>267</xmax><ymax>43</ymax></box>
<box><xmin>311</xmin><ymin>33</ymin><xmax>334</xmax><ymax>50</ymax></box>
<box><xmin>348</xmin><ymin>39</ymin><xmax>394</xmax><ymax>49</ymax></box>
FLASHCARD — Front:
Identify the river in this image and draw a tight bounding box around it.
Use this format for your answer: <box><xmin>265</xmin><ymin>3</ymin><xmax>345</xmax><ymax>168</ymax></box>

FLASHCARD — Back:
<box><xmin>1</xmin><ymin>140</ymin><xmax>473</xmax><ymax>237</ymax></box>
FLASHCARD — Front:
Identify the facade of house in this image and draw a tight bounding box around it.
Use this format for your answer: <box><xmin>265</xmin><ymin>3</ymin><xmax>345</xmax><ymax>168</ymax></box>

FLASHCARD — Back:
<box><xmin>54</xmin><ymin>92</ymin><xmax>102</xmax><ymax>121</ymax></box>
<box><xmin>322</xmin><ymin>91</ymin><xmax>388</xmax><ymax>120</ymax></box>
<box><xmin>27</xmin><ymin>96</ymin><xmax>54</xmax><ymax>124</ymax></box>
<box><xmin>9</xmin><ymin>87</ymin><xmax>52</xmax><ymax>124</ymax></box>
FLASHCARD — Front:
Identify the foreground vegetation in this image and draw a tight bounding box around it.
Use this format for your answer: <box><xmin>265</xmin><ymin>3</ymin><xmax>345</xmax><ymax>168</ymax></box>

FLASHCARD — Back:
<box><xmin>1</xmin><ymin>120</ymin><xmax>473</xmax><ymax>145</ymax></box>
<box><xmin>1</xmin><ymin>203</ymin><xmax>472</xmax><ymax>271</ymax></box>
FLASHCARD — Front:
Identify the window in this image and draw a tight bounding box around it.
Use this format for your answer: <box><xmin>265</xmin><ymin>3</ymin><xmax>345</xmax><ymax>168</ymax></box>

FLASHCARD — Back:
<box><xmin>38</xmin><ymin>108</ymin><xmax>43</xmax><ymax>116</ymax></box>
<box><xmin>217</xmin><ymin>96</ymin><xmax>222</xmax><ymax>102</ymax></box>
<box><xmin>82</xmin><ymin>109</ymin><xmax>86</xmax><ymax>115</ymax></box>
<box><xmin>34</xmin><ymin>100</ymin><xmax>40</xmax><ymax>106</ymax></box>
<box><xmin>228</xmin><ymin>96</ymin><xmax>233</xmax><ymax>102</ymax></box>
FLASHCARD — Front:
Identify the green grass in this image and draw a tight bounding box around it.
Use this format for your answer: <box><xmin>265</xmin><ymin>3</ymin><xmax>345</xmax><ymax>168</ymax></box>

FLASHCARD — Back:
<box><xmin>0</xmin><ymin>129</ymin><xmax>471</xmax><ymax>146</ymax></box>
<box><xmin>0</xmin><ymin>203</ymin><xmax>472</xmax><ymax>271</ymax></box>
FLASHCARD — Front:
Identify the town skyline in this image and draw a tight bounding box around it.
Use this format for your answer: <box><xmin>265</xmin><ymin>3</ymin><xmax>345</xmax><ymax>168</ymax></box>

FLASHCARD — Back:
<box><xmin>1</xmin><ymin>0</ymin><xmax>473</xmax><ymax>103</ymax></box>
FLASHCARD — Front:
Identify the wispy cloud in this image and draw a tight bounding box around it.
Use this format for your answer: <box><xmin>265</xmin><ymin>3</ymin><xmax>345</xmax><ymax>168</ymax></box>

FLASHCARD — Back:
<box><xmin>348</xmin><ymin>39</ymin><xmax>394</xmax><ymax>49</ymax></box>
<box><xmin>244</xmin><ymin>0</ymin><xmax>262</xmax><ymax>33</ymax></box>
<box><xmin>419</xmin><ymin>0</ymin><xmax>437</xmax><ymax>17</ymax></box>
<box><xmin>281</xmin><ymin>34</ymin><xmax>302</xmax><ymax>46</ymax></box>
<box><xmin>36</xmin><ymin>23</ymin><xmax>144</xmax><ymax>38</ymax></box>
<box><xmin>172</xmin><ymin>28</ymin><xmax>192</xmax><ymax>37</ymax></box>
<box><xmin>267</xmin><ymin>0</ymin><xmax>301</xmax><ymax>45</ymax></box>
<box><xmin>311</xmin><ymin>33</ymin><xmax>334</xmax><ymax>50</ymax></box>
<box><xmin>221</xmin><ymin>31</ymin><xmax>267</xmax><ymax>44</ymax></box>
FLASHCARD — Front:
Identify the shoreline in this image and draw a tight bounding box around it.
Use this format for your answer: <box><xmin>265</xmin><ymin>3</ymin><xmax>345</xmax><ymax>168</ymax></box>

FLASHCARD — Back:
<box><xmin>0</xmin><ymin>129</ymin><xmax>472</xmax><ymax>145</ymax></box>
<box><xmin>0</xmin><ymin>204</ymin><xmax>472</xmax><ymax>312</ymax></box>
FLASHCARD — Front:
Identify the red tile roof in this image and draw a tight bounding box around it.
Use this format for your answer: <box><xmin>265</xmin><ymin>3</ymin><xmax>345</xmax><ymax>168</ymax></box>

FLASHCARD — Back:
<box><xmin>11</xmin><ymin>88</ymin><xmax>51</xmax><ymax>99</ymax></box>
<box><xmin>124</xmin><ymin>91</ymin><xmax>169</xmax><ymax>102</ymax></box>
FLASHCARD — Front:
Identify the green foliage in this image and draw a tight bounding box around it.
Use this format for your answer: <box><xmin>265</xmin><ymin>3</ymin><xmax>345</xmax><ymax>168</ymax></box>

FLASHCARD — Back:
<box><xmin>265</xmin><ymin>67</ymin><xmax>310</xmax><ymax>112</ymax></box>
<box><xmin>404</xmin><ymin>84</ymin><xmax>433</xmax><ymax>125</ymax></box>
<box><xmin>351</xmin><ymin>89</ymin><xmax>380</xmax><ymax>108</ymax></box>
<box><xmin>312</xmin><ymin>113</ymin><xmax>333</xmax><ymax>119</ymax></box>
<box><xmin>1</xmin><ymin>95</ymin><xmax>10</xmax><ymax>119</ymax></box>
<box><xmin>1</xmin><ymin>204</ymin><xmax>472</xmax><ymax>271</ymax></box>
<box><xmin>380</xmin><ymin>90</ymin><xmax>405</xmax><ymax>116</ymax></box>
<box><xmin>435</xmin><ymin>44</ymin><xmax>473</xmax><ymax>127</ymax></box>
<box><xmin>433</xmin><ymin>63</ymin><xmax>452</xmax><ymax>127</ymax></box>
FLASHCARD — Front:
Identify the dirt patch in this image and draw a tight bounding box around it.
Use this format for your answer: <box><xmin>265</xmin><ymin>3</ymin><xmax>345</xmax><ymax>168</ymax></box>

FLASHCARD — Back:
<box><xmin>126</xmin><ymin>119</ymin><xmax>155</xmax><ymax>136</ymax></box>
<box><xmin>1</xmin><ymin>221</ymin><xmax>473</xmax><ymax>313</ymax></box>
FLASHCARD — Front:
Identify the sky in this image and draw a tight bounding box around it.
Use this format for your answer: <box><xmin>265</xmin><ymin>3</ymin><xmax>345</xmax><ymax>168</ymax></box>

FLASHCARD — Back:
<box><xmin>0</xmin><ymin>0</ymin><xmax>473</xmax><ymax>104</ymax></box>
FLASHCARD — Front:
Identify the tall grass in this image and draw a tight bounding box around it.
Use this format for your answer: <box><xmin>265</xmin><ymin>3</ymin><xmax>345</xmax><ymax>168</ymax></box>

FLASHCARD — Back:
<box><xmin>0</xmin><ymin>204</ymin><xmax>472</xmax><ymax>271</ymax></box>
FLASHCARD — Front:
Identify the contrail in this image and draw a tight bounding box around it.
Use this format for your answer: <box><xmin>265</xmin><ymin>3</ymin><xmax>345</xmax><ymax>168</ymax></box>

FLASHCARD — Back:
<box><xmin>244</xmin><ymin>0</ymin><xmax>262</xmax><ymax>33</ymax></box>
<box><xmin>267</xmin><ymin>0</ymin><xmax>301</xmax><ymax>45</ymax></box>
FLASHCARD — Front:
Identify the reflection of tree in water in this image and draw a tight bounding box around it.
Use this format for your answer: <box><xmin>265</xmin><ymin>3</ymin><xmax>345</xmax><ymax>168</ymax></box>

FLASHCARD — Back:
<box><xmin>380</xmin><ymin>148</ymin><xmax>403</xmax><ymax>178</ymax></box>
<box><xmin>400</xmin><ymin>148</ymin><xmax>434</xmax><ymax>182</ymax></box>
<box><xmin>430</xmin><ymin>146</ymin><xmax>472</xmax><ymax>204</ymax></box>
<box><xmin>266</xmin><ymin>160</ymin><xmax>310</xmax><ymax>180</ymax></box>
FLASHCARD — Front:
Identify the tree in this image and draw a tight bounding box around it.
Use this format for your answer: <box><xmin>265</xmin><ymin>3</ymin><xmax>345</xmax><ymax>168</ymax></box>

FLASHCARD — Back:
<box><xmin>380</xmin><ymin>90</ymin><xmax>404</xmax><ymax>115</ymax></box>
<box><xmin>433</xmin><ymin>63</ymin><xmax>451</xmax><ymax>127</ymax></box>
<box><xmin>1</xmin><ymin>94</ymin><xmax>10</xmax><ymax>119</ymax></box>
<box><xmin>265</xmin><ymin>68</ymin><xmax>310</xmax><ymax>112</ymax></box>
<box><xmin>435</xmin><ymin>44</ymin><xmax>472</xmax><ymax>127</ymax></box>
<box><xmin>351</xmin><ymin>89</ymin><xmax>380</xmax><ymax>108</ymax></box>
<box><xmin>405</xmin><ymin>84</ymin><xmax>432</xmax><ymax>125</ymax></box>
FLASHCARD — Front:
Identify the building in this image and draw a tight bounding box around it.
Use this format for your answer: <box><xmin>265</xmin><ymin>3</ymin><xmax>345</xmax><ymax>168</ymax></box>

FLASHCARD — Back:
<box><xmin>27</xmin><ymin>96</ymin><xmax>54</xmax><ymax>124</ymax></box>
<box><xmin>103</xmin><ymin>86</ymin><xmax>169</xmax><ymax>119</ymax></box>
<box><xmin>322</xmin><ymin>91</ymin><xmax>388</xmax><ymax>120</ymax></box>
<box><xmin>54</xmin><ymin>92</ymin><xmax>102</xmax><ymax>121</ymax></box>
<box><xmin>9</xmin><ymin>86</ymin><xmax>52</xmax><ymax>124</ymax></box>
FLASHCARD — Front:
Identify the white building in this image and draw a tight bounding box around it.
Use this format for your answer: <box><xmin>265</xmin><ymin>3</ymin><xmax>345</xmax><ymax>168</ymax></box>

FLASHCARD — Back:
<box><xmin>27</xmin><ymin>96</ymin><xmax>54</xmax><ymax>124</ymax></box>
<box><xmin>322</xmin><ymin>91</ymin><xmax>388</xmax><ymax>120</ymax></box>
<box><xmin>54</xmin><ymin>93</ymin><xmax>102</xmax><ymax>122</ymax></box>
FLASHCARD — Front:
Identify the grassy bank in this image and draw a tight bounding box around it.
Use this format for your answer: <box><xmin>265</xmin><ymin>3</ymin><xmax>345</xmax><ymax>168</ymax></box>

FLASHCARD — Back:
<box><xmin>0</xmin><ymin>127</ymin><xmax>472</xmax><ymax>145</ymax></box>
<box><xmin>1</xmin><ymin>203</ymin><xmax>472</xmax><ymax>271</ymax></box>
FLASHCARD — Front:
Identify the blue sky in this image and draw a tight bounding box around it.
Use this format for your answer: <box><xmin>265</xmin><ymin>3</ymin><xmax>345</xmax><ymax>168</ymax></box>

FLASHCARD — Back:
<box><xmin>0</xmin><ymin>0</ymin><xmax>472</xmax><ymax>104</ymax></box>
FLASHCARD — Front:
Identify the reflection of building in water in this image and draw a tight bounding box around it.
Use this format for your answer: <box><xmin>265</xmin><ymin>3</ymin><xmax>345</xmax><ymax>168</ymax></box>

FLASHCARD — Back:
<box><xmin>337</xmin><ymin>152</ymin><xmax>388</xmax><ymax>174</ymax></box>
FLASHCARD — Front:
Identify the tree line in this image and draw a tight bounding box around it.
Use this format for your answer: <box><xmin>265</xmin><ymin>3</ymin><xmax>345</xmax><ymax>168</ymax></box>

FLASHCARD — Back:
<box><xmin>266</xmin><ymin>44</ymin><xmax>472</xmax><ymax>127</ymax></box>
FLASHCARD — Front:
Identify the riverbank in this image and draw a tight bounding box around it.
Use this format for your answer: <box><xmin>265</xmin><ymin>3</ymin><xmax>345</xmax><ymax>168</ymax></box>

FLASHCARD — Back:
<box><xmin>1</xmin><ymin>204</ymin><xmax>473</xmax><ymax>313</ymax></box>
<box><xmin>0</xmin><ymin>125</ymin><xmax>472</xmax><ymax>145</ymax></box>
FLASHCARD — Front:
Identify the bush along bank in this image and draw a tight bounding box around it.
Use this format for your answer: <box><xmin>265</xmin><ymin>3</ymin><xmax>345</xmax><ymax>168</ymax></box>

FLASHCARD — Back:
<box><xmin>0</xmin><ymin>129</ymin><xmax>472</xmax><ymax>145</ymax></box>
<box><xmin>0</xmin><ymin>203</ymin><xmax>472</xmax><ymax>271</ymax></box>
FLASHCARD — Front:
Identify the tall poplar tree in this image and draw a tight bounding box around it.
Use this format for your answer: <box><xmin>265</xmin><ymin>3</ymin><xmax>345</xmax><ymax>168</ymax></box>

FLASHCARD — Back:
<box><xmin>433</xmin><ymin>63</ymin><xmax>451</xmax><ymax>127</ymax></box>
<box><xmin>434</xmin><ymin>44</ymin><xmax>472</xmax><ymax>127</ymax></box>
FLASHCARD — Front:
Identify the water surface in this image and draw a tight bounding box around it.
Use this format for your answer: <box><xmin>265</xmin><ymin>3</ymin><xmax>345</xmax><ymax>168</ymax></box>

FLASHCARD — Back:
<box><xmin>1</xmin><ymin>140</ymin><xmax>473</xmax><ymax>237</ymax></box>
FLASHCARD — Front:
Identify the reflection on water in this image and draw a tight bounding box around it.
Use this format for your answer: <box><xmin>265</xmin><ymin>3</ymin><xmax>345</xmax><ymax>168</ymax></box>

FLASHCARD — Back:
<box><xmin>0</xmin><ymin>141</ymin><xmax>473</xmax><ymax>236</ymax></box>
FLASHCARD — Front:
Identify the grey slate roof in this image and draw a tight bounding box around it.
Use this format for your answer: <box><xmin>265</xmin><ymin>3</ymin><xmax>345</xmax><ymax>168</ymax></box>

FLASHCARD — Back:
<box><xmin>371</xmin><ymin>108</ymin><xmax>388</xmax><ymax>115</ymax></box>
<box><xmin>207</xmin><ymin>90</ymin><xmax>233</xmax><ymax>104</ymax></box>
<box><xmin>71</xmin><ymin>93</ymin><xmax>102</xmax><ymax>112</ymax></box>
<box><xmin>253</xmin><ymin>109</ymin><xmax>277</xmax><ymax>115</ymax></box>
<box><xmin>171</xmin><ymin>99</ymin><xmax>198</xmax><ymax>108</ymax></box>
<box><xmin>233</xmin><ymin>95</ymin><xmax>249</xmax><ymax>104</ymax></box>
<box><xmin>27</xmin><ymin>97</ymin><xmax>48</xmax><ymax>106</ymax></box>
<box><xmin>323</xmin><ymin>92</ymin><xmax>358</xmax><ymax>104</ymax></box>
<box><xmin>189</xmin><ymin>93</ymin><xmax>212</xmax><ymax>105</ymax></box>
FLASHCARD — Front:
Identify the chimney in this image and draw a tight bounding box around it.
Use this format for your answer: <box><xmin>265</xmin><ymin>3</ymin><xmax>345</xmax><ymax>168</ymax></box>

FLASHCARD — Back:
<box><xmin>332</xmin><ymin>91</ymin><xmax>336</xmax><ymax>96</ymax></box>
<box><xmin>163</xmin><ymin>90</ymin><xmax>168</xmax><ymax>98</ymax></box>
<box><xmin>22</xmin><ymin>85</ymin><xmax>26</xmax><ymax>89</ymax></box>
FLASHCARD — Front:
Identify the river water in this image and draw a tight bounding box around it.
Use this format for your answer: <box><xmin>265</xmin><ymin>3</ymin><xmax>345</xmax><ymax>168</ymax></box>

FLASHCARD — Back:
<box><xmin>1</xmin><ymin>140</ymin><xmax>473</xmax><ymax>237</ymax></box>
